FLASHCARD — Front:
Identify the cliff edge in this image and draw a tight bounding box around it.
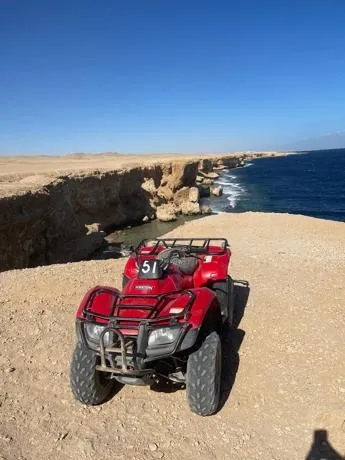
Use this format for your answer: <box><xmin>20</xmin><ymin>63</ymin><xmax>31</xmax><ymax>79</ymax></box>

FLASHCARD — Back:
<box><xmin>0</xmin><ymin>152</ymin><xmax>284</xmax><ymax>271</ymax></box>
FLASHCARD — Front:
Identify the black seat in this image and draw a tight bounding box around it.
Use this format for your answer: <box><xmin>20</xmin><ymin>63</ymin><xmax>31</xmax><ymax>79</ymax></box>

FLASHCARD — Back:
<box><xmin>170</xmin><ymin>256</ymin><xmax>198</xmax><ymax>275</ymax></box>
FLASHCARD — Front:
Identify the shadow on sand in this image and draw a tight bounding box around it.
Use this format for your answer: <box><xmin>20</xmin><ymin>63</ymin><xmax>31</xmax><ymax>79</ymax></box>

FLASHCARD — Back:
<box><xmin>305</xmin><ymin>430</ymin><xmax>344</xmax><ymax>460</ymax></box>
<box><xmin>218</xmin><ymin>279</ymin><xmax>250</xmax><ymax>412</ymax></box>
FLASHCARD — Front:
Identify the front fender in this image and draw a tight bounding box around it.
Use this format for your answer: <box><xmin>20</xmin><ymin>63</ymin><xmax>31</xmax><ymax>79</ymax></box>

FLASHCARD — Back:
<box><xmin>178</xmin><ymin>287</ymin><xmax>221</xmax><ymax>352</ymax></box>
<box><xmin>75</xmin><ymin>285</ymin><xmax>120</xmax><ymax>320</ymax></box>
<box><xmin>187</xmin><ymin>287</ymin><xmax>220</xmax><ymax>328</ymax></box>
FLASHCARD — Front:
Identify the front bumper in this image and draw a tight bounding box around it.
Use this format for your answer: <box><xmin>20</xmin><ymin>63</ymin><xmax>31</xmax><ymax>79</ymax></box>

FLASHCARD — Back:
<box><xmin>77</xmin><ymin>319</ymin><xmax>199</xmax><ymax>376</ymax></box>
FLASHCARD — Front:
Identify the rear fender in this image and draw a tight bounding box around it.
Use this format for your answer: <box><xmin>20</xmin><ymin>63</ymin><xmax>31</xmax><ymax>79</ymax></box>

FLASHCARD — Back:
<box><xmin>193</xmin><ymin>248</ymin><xmax>231</xmax><ymax>287</ymax></box>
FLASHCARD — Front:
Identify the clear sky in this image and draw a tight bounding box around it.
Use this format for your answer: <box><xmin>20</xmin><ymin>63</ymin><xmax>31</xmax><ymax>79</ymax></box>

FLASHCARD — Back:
<box><xmin>1</xmin><ymin>0</ymin><xmax>345</xmax><ymax>154</ymax></box>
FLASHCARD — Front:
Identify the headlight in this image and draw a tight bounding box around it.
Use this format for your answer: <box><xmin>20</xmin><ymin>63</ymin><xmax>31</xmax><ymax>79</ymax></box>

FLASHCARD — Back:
<box><xmin>85</xmin><ymin>323</ymin><xmax>113</xmax><ymax>346</ymax></box>
<box><xmin>148</xmin><ymin>327</ymin><xmax>180</xmax><ymax>347</ymax></box>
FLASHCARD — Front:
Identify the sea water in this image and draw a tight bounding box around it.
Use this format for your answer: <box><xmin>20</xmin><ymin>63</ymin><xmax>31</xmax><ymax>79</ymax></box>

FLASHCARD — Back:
<box><xmin>211</xmin><ymin>149</ymin><xmax>345</xmax><ymax>222</ymax></box>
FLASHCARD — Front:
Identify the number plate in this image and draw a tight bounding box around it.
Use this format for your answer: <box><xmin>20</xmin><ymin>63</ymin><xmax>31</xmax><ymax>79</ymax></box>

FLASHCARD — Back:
<box><xmin>138</xmin><ymin>259</ymin><xmax>163</xmax><ymax>279</ymax></box>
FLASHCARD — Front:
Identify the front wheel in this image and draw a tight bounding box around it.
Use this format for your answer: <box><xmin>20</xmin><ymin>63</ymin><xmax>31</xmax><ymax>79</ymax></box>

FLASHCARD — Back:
<box><xmin>186</xmin><ymin>331</ymin><xmax>222</xmax><ymax>416</ymax></box>
<box><xmin>70</xmin><ymin>342</ymin><xmax>118</xmax><ymax>405</ymax></box>
<box><xmin>213</xmin><ymin>276</ymin><xmax>234</xmax><ymax>325</ymax></box>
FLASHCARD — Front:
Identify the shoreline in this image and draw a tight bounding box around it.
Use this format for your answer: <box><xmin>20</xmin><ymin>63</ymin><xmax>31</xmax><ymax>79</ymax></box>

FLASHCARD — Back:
<box><xmin>0</xmin><ymin>151</ymin><xmax>288</xmax><ymax>271</ymax></box>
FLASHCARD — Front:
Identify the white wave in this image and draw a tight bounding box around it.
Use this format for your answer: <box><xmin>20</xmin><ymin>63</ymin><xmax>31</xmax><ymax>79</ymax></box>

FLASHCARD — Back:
<box><xmin>215</xmin><ymin>180</ymin><xmax>239</xmax><ymax>186</ymax></box>
<box><xmin>226</xmin><ymin>189</ymin><xmax>244</xmax><ymax>208</ymax></box>
<box><xmin>221</xmin><ymin>182</ymin><xmax>246</xmax><ymax>208</ymax></box>
<box><xmin>243</xmin><ymin>162</ymin><xmax>254</xmax><ymax>168</ymax></box>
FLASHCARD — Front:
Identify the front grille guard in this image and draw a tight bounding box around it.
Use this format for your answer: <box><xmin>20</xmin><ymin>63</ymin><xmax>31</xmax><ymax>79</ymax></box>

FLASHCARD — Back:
<box><xmin>80</xmin><ymin>287</ymin><xmax>195</xmax><ymax>375</ymax></box>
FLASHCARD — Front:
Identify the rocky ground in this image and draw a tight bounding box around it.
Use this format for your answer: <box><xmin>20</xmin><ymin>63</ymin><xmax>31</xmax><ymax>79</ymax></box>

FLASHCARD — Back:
<box><xmin>1</xmin><ymin>212</ymin><xmax>345</xmax><ymax>460</ymax></box>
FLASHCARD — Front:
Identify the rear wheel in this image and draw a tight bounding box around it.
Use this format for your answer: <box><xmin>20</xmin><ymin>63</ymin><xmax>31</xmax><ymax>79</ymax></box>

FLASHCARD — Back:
<box><xmin>186</xmin><ymin>331</ymin><xmax>222</xmax><ymax>416</ymax></box>
<box><xmin>70</xmin><ymin>342</ymin><xmax>117</xmax><ymax>405</ymax></box>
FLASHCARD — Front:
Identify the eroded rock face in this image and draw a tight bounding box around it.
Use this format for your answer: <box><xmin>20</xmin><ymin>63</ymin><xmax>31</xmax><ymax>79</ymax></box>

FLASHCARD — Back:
<box><xmin>0</xmin><ymin>160</ymin><xmax>198</xmax><ymax>271</ymax></box>
<box><xmin>199</xmin><ymin>158</ymin><xmax>213</xmax><ymax>173</ymax></box>
<box><xmin>0</xmin><ymin>154</ymin><xmax>250</xmax><ymax>271</ymax></box>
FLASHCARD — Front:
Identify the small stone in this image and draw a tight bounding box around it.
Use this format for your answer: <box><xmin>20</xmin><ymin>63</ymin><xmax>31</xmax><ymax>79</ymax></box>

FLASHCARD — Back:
<box><xmin>6</xmin><ymin>367</ymin><xmax>15</xmax><ymax>373</ymax></box>
<box><xmin>142</xmin><ymin>215</ymin><xmax>149</xmax><ymax>223</ymax></box>
<box><xmin>210</xmin><ymin>185</ymin><xmax>223</xmax><ymax>197</ymax></box>
<box><xmin>149</xmin><ymin>443</ymin><xmax>158</xmax><ymax>451</ymax></box>
<box><xmin>152</xmin><ymin>452</ymin><xmax>164</xmax><ymax>459</ymax></box>
<box><xmin>1</xmin><ymin>435</ymin><xmax>12</xmax><ymax>443</ymax></box>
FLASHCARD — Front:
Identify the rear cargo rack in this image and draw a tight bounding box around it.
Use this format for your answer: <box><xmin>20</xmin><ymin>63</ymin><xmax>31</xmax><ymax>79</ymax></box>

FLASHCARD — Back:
<box><xmin>136</xmin><ymin>238</ymin><xmax>229</xmax><ymax>256</ymax></box>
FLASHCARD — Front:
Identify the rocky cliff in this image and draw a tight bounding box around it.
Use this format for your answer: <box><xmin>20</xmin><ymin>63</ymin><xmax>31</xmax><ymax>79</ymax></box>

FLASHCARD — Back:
<box><xmin>0</xmin><ymin>152</ymin><xmax>283</xmax><ymax>271</ymax></box>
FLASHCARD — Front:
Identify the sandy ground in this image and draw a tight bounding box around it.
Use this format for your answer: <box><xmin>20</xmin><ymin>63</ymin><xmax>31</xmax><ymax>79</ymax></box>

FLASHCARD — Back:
<box><xmin>1</xmin><ymin>212</ymin><xmax>344</xmax><ymax>460</ymax></box>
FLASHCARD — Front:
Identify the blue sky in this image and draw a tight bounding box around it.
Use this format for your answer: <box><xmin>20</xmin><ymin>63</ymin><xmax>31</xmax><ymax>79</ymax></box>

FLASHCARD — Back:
<box><xmin>1</xmin><ymin>0</ymin><xmax>345</xmax><ymax>154</ymax></box>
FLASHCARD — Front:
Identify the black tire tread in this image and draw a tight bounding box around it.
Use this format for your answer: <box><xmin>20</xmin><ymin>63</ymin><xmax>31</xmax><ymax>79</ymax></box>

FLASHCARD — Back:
<box><xmin>213</xmin><ymin>276</ymin><xmax>234</xmax><ymax>325</ymax></box>
<box><xmin>70</xmin><ymin>342</ymin><xmax>114</xmax><ymax>405</ymax></box>
<box><xmin>186</xmin><ymin>331</ymin><xmax>221</xmax><ymax>416</ymax></box>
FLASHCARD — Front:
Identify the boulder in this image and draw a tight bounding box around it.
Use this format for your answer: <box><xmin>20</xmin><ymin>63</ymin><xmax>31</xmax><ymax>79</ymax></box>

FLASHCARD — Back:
<box><xmin>202</xmin><ymin>178</ymin><xmax>214</xmax><ymax>185</ymax></box>
<box><xmin>156</xmin><ymin>204</ymin><xmax>177</xmax><ymax>222</ymax></box>
<box><xmin>173</xmin><ymin>186</ymin><xmax>199</xmax><ymax>206</ymax></box>
<box><xmin>200</xmin><ymin>204</ymin><xmax>212</xmax><ymax>215</ymax></box>
<box><xmin>174</xmin><ymin>187</ymin><xmax>190</xmax><ymax>206</ymax></box>
<box><xmin>211</xmin><ymin>185</ymin><xmax>223</xmax><ymax>197</ymax></box>
<box><xmin>180</xmin><ymin>201</ymin><xmax>200</xmax><ymax>215</ymax></box>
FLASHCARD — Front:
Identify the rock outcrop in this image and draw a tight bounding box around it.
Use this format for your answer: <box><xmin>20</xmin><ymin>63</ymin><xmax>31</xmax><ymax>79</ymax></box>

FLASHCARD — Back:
<box><xmin>0</xmin><ymin>160</ymin><xmax>199</xmax><ymax>271</ymax></box>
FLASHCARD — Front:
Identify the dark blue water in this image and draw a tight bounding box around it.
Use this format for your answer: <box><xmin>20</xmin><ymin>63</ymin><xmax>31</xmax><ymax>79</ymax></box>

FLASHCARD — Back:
<box><xmin>212</xmin><ymin>149</ymin><xmax>345</xmax><ymax>222</ymax></box>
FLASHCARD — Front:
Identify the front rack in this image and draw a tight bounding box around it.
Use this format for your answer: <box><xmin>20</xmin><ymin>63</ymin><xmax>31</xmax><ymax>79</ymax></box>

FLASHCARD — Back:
<box><xmin>136</xmin><ymin>238</ymin><xmax>229</xmax><ymax>256</ymax></box>
<box><xmin>80</xmin><ymin>287</ymin><xmax>196</xmax><ymax>375</ymax></box>
<box><xmin>82</xmin><ymin>287</ymin><xmax>195</xmax><ymax>327</ymax></box>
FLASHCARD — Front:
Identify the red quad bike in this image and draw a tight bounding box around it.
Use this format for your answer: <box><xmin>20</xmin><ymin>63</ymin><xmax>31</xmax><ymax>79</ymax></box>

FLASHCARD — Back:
<box><xmin>70</xmin><ymin>238</ymin><xmax>234</xmax><ymax>416</ymax></box>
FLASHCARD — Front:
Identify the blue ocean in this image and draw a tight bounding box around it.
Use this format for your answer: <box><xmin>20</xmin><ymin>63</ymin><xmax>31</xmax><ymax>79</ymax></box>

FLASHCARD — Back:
<box><xmin>211</xmin><ymin>149</ymin><xmax>345</xmax><ymax>222</ymax></box>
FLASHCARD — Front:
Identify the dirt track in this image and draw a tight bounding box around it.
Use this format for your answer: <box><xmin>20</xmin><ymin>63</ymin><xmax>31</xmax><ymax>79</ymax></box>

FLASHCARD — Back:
<box><xmin>1</xmin><ymin>212</ymin><xmax>345</xmax><ymax>460</ymax></box>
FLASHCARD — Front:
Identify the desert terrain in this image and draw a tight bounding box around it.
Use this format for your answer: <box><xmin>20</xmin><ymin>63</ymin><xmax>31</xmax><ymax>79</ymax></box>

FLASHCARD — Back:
<box><xmin>1</xmin><ymin>212</ymin><xmax>344</xmax><ymax>460</ymax></box>
<box><xmin>0</xmin><ymin>152</ymin><xmax>285</xmax><ymax>197</ymax></box>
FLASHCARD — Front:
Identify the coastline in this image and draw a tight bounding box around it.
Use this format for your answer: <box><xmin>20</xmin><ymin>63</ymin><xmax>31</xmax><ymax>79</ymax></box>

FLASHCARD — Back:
<box><xmin>0</xmin><ymin>151</ymin><xmax>287</xmax><ymax>271</ymax></box>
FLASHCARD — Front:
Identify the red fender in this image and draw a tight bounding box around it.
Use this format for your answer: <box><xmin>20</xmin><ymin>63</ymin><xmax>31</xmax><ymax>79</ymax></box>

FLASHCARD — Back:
<box><xmin>187</xmin><ymin>287</ymin><xmax>221</xmax><ymax>329</ymax></box>
<box><xmin>76</xmin><ymin>285</ymin><xmax>120</xmax><ymax>321</ymax></box>
<box><xmin>193</xmin><ymin>248</ymin><xmax>231</xmax><ymax>287</ymax></box>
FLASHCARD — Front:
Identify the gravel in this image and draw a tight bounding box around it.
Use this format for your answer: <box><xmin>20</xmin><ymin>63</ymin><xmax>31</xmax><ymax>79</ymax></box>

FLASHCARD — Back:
<box><xmin>0</xmin><ymin>212</ymin><xmax>344</xmax><ymax>460</ymax></box>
